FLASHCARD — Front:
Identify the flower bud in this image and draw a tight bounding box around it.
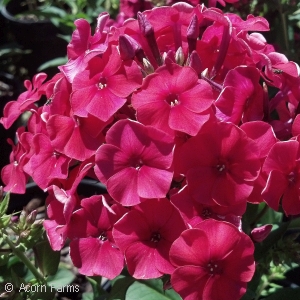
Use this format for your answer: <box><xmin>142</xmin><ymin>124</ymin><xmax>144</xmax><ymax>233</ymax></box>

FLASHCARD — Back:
<box><xmin>143</xmin><ymin>58</ymin><xmax>154</xmax><ymax>75</ymax></box>
<box><xmin>187</xmin><ymin>15</ymin><xmax>199</xmax><ymax>53</ymax></box>
<box><xmin>119</xmin><ymin>34</ymin><xmax>141</xmax><ymax>60</ymax></box>
<box><xmin>188</xmin><ymin>51</ymin><xmax>202</xmax><ymax>75</ymax></box>
<box><xmin>251</xmin><ymin>224</ymin><xmax>272</xmax><ymax>243</ymax></box>
<box><xmin>175</xmin><ymin>47</ymin><xmax>185</xmax><ymax>66</ymax></box>
<box><xmin>26</xmin><ymin>210</ymin><xmax>38</xmax><ymax>226</ymax></box>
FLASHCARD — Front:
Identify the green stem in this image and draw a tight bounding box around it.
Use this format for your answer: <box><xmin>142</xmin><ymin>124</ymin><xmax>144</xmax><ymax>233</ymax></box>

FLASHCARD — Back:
<box><xmin>278</xmin><ymin>0</ymin><xmax>289</xmax><ymax>54</ymax></box>
<box><xmin>3</xmin><ymin>234</ymin><xmax>46</xmax><ymax>285</ymax></box>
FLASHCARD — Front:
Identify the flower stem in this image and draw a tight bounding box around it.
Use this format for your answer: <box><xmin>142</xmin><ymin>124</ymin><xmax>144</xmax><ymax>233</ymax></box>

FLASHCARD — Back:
<box><xmin>3</xmin><ymin>232</ymin><xmax>47</xmax><ymax>285</ymax></box>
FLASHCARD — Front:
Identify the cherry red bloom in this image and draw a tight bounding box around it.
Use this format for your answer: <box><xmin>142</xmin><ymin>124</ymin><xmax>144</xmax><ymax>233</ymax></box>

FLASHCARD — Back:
<box><xmin>95</xmin><ymin>119</ymin><xmax>174</xmax><ymax>206</ymax></box>
<box><xmin>113</xmin><ymin>198</ymin><xmax>187</xmax><ymax>279</ymax></box>
<box><xmin>176</xmin><ymin>120</ymin><xmax>261</xmax><ymax>207</ymax></box>
<box><xmin>132</xmin><ymin>63</ymin><xmax>214</xmax><ymax>136</ymax></box>
<box><xmin>0</xmin><ymin>73</ymin><xmax>47</xmax><ymax>129</ymax></box>
<box><xmin>70</xmin><ymin>195</ymin><xmax>126</xmax><ymax>279</ymax></box>
<box><xmin>71</xmin><ymin>46</ymin><xmax>142</xmax><ymax>122</ymax></box>
<box><xmin>171</xmin><ymin>185</ymin><xmax>244</xmax><ymax>229</ymax></box>
<box><xmin>262</xmin><ymin>139</ymin><xmax>300</xmax><ymax>215</ymax></box>
<box><xmin>46</xmin><ymin>113</ymin><xmax>107</xmax><ymax>161</ymax></box>
<box><xmin>170</xmin><ymin>219</ymin><xmax>255</xmax><ymax>300</ymax></box>
<box><xmin>215</xmin><ymin>66</ymin><xmax>264</xmax><ymax>124</ymax></box>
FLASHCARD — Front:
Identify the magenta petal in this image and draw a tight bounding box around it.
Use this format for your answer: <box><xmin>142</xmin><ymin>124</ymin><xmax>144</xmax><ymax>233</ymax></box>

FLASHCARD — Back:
<box><xmin>113</xmin><ymin>210</ymin><xmax>151</xmax><ymax>252</ymax></box>
<box><xmin>43</xmin><ymin>220</ymin><xmax>65</xmax><ymax>251</ymax></box>
<box><xmin>71</xmin><ymin>87</ymin><xmax>96</xmax><ymax>117</ymax></box>
<box><xmin>136</xmin><ymin>102</ymin><xmax>173</xmax><ymax>135</ymax></box>
<box><xmin>155</xmin><ymin>239</ymin><xmax>175</xmax><ymax>274</ymax></box>
<box><xmin>195</xmin><ymin>219</ymin><xmax>241</xmax><ymax>261</ymax></box>
<box><xmin>105</xmin><ymin>119</ymin><xmax>147</xmax><ymax>154</ymax></box>
<box><xmin>282</xmin><ymin>185</ymin><xmax>300</xmax><ymax>216</ymax></box>
<box><xmin>94</xmin><ymin>240</ymin><xmax>124</xmax><ymax>279</ymax></box>
<box><xmin>138</xmin><ymin>166</ymin><xmax>173</xmax><ymax>198</ymax></box>
<box><xmin>169</xmin><ymin>105</ymin><xmax>210</xmax><ymax>136</ymax></box>
<box><xmin>186</xmin><ymin>167</ymin><xmax>216</xmax><ymax>205</ymax></box>
<box><xmin>203</xmin><ymin>275</ymin><xmax>247</xmax><ymax>300</ymax></box>
<box><xmin>95</xmin><ymin>144</ymin><xmax>131</xmax><ymax>183</ymax></box>
<box><xmin>125</xmin><ymin>242</ymin><xmax>163</xmax><ymax>279</ymax></box>
<box><xmin>70</xmin><ymin>238</ymin><xmax>99</xmax><ymax>276</ymax></box>
<box><xmin>171</xmin><ymin>265</ymin><xmax>209</xmax><ymax>300</ymax></box>
<box><xmin>180</xmin><ymin>80</ymin><xmax>213</xmax><ymax>113</ymax></box>
<box><xmin>222</xmin><ymin>235</ymin><xmax>255</xmax><ymax>282</ymax></box>
<box><xmin>70</xmin><ymin>238</ymin><xmax>123</xmax><ymax>279</ymax></box>
<box><xmin>170</xmin><ymin>229</ymin><xmax>210</xmax><ymax>267</ymax></box>
<box><xmin>46</xmin><ymin>115</ymin><xmax>74</xmax><ymax>152</ymax></box>
<box><xmin>107</xmin><ymin>168</ymin><xmax>140</xmax><ymax>206</ymax></box>
<box><xmin>140</xmin><ymin>126</ymin><xmax>174</xmax><ymax>169</ymax></box>
<box><xmin>87</xmin><ymin>88</ymin><xmax>127</xmax><ymax>122</ymax></box>
<box><xmin>212</xmin><ymin>173</ymin><xmax>253</xmax><ymax>206</ymax></box>
<box><xmin>263</xmin><ymin>141</ymin><xmax>299</xmax><ymax>174</ymax></box>
<box><xmin>262</xmin><ymin>170</ymin><xmax>288</xmax><ymax>211</ymax></box>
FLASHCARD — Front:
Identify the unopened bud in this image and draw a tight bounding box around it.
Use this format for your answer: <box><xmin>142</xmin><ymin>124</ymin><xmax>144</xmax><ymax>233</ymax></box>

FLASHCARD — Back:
<box><xmin>20</xmin><ymin>230</ymin><xmax>30</xmax><ymax>239</ymax></box>
<box><xmin>251</xmin><ymin>224</ymin><xmax>272</xmax><ymax>243</ymax></box>
<box><xmin>188</xmin><ymin>51</ymin><xmax>202</xmax><ymax>75</ymax></box>
<box><xmin>175</xmin><ymin>47</ymin><xmax>185</xmax><ymax>66</ymax></box>
<box><xmin>119</xmin><ymin>34</ymin><xmax>141</xmax><ymax>60</ymax></box>
<box><xmin>26</xmin><ymin>210</ymin><xmax>38</xmax><ymax>225</ymax></box>
<box><xmin>187</xmin><ymin>15</ymin><xmax>199</xmax><ymax>53</ymax></box>
<box><xmin>164</xmin><ymin>50</ymin><xmax>176</xmax><ymax>65</ymax></box>
<box><xmin>137</xmin><ymin>12</ymin><xmax>154</xmax><ymax>37</ymax></box>
<box><xmin>143</xmin><ymin>58</ymin><xmax>154</xmax><ymax>74</ymax></box>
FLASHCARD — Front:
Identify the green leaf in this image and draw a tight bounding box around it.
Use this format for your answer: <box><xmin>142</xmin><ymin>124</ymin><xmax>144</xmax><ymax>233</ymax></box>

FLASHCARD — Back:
<box><xmin>125</xmin><ymin>279</ymin><xmax>182</xmax><ymax>300</ymax></box>
<box><xmin>0</xmin><ymin>192</ymin><xmax>9</xmax><ymax>217</ymax></box>
<box><xmin>264</xmin><ymin>287</ymin><xmax>300</xmax><ymax>300</ymax></box>
<box><xmin>33</xmin><ymin>240</ymin><xmax>60</xmax><ymax>277</ymax></box>
<box><xmin>0</xmin><ymin>214</ymin><xmax>11</xmax><ymax>227</ymax></box>
<box><xmin>82</xmin><ymin>292</ymin><xmax>94</xmax><ymax>300</ymax></box>
<box><xmin>46</xmin><ymin>268</ymin><xmax>75</xmax><ymax>289</ymax></box>
<box><xmin>37</xmin><ymin>57</ymin><xmax>68</xmax><ymax>71</ymax></box>
<box><xmin>87</xmin><ymin>276</ymin><xmax>108</xmax><ymax>300</ymax></box>
<box><xmin>108</xmin><ymin>275</ymin><xmax>135</xmax><ymax>300</ymax></box>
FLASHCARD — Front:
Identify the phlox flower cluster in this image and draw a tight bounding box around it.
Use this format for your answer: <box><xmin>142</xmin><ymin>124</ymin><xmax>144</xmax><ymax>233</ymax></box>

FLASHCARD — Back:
<box><xmin>1</xmin><ymin>2</ymin><xmax>300</xmax><ymax>299</ymax></box>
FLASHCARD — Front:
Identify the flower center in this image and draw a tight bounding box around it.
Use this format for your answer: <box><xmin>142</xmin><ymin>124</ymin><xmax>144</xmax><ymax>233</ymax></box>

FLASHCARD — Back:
<box><xmin>130</xmin><ymin>156</ymin><xmax>144</xmax><ymax>170</ymax></box>
<box><xmin>216</xmin><ymin>164</ymin><xmax>226</xmax><ymax>172</ymax></box>
<box><xmin>202</xmin><ymin>208</ymin><xmax>212</xmax><ymax>219</ymax></box>
<box><xmin>288</xmin><ymin>171</ymin><xmax>296</xmax><ymax>184</ymax></box>
<box><xmin>97</xmin><ymin>78</ymin><xmax>107</xmax><ymax>89</ymax></box>
<box><xmin>166</xmin><ymin>94</ymin><xmax>180</xmax><ymax>107</ymax></box>
<box><xmin>150</xmin><ymin>232</ymin><xmax>161</xmax><ymax>243</ymax></box>
<box><xmin>99</xmin><ymin>231</ymin><xmax>108</xmax><ymax>241</ymax></box>
<box><xmin>207</xmin><ymin>261</ymin><xmax>222</xmax><ymax>276</ymax></box>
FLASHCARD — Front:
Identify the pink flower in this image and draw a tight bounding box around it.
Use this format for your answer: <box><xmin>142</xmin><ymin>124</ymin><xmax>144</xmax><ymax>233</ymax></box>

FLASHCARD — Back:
<box><xmin>71</xmin><ymin>46</ymin><xmax>142</xmax><ymax>122</ymax></box>
<box><xmin>59</xmin><ymin>14</ymin><xmax>109</xmax><ymax>82</ymax></box>
<box><xmin>70</xmin><ymin>195</ymin><xmax>126</xmax><ymax>279</ymax></box>
<box><xmin>215</xmin><ymin>66</ymin><xmax>264</xmax><ymax>124</ymax></box>
<box><xmin>113</xmin><ymin>198</ymin><xmax>187</xmax><ymax>279</ymax></box>
<box><xmin>22</xmin><ymin>133</ymin><xmax>71</xmax><ymax>190</ymax></box>
<box><xmin>46</xmin><ymin>113</ymin><xmax>107</xmax><ymax>161</ymax></box>
<box><xmin>170</xmin><ymin>219</ymin><xmax>255</xmax><ymax>300</ymax></box>
<box><xmin>176</xmin><ymin>120</ymin><xmax>261</xmax><ymax>207</ymax></box>
<box><xmin>171</xmin><ymin>185</ymin><xmax>244</xmax><ymax>229</ymax></box>
<box><xmin>95</xmin><ymin>119</ymin><xmax>174</xmax><ymax>206</ymax></box>
<box><xmin>262</xmin><ymin>138</ymin><xmax>300</xmax><ymax>215</ymax></box>
<box><xmin>132</xmin><ymin>63</ymin><xmax>214</xmax><ymax>136</ymax></box>
<box><xmin>0</xmin><ymin>73</ymin><xmax>47</xmax><ymax>129</ymax></box>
